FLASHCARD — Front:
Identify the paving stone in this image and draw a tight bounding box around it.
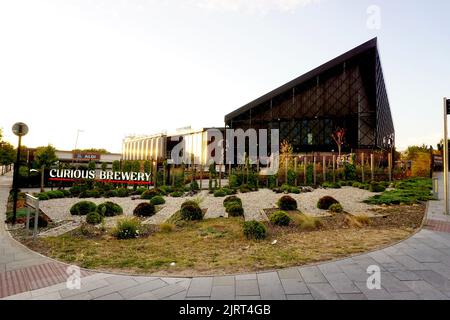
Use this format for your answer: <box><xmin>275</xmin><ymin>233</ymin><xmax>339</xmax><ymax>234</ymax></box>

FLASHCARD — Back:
<box><xmin>340</xmin><ymin>265</ymin><xmax>368</xmax><ymax>282</ymax></box>
<box><xmin>95</xmin><ymin>292</ymin><xmax>124</xmax><ymax>300</ymax></box>
<box><xmin>148</xmin><ymin>283</ymin><xmax>187</xmax><ymax>299</ymax></box>
<box><xmin>318</xmin><ymin>263</ymin><xmax>342</xmax><ymax>274</ymax></box>
<box><xmin>354</xmin><ymin>281</ymin><xmax>393</xmax><ymax>300</ymax></box>
<box><xmin>339</xmin><ymin>293</ymin><xmax>367</xmax><ymax>300</ymax></box>
<box><xmin>213</xmin><ymin>276</ymin><xmax>235</xmax><ymax>286</ymax></box>
<box><xmin>323</xmin><ymin>272</ymin><xmax>361</xmax><ymax>294</ymax></box>
<box><xmin>391</xmin><ymin>270</ymin><xmax>422</xmax><ymax>281</ymax></box>
<box><xmin>286</xmin><ymin>294</ymin><xmax>314</xmax><ymax>300</ymax></box>
<box><xmin>88</xmin><ymin>279</ymin><xmax>139</xmax><ymax>298</ymax></box>
<box><xmin>236</xmin><ymin>295</ymin><xmax>260</xmax><ymax>300</ymax></box>
<box><xmin>186</xmin><ymin>277</ymin><xmax>213</xmax><ymax>297</ymax></box>
<box><xmin>257</xmin><ymin>272</ymin><xmax>286</xmax><ymax>300</ymax></box>
<box><xmin>280</xmin><ymin>279</ymin><xmax>309</xmax><ymax>295</ymax></box>
<box><xmin>403</xmin><ymin>280</ymin><xmax>448</xmax><ymax>300</ymax></box>
<box><xmin>163</xmin><ymin>291</ymin><xmax>187</xmax><ymax>300</ymax></box>
<box><xmin>31</xmin><ymin>291</ymin><xmax>62</xmax><ymax>300</ymax></box>
<box><xmin>117</xmin><ymin>279</ymin><xmax>168</xmax><ymax>299</ymax></box>
<box><xmin>235</xmin><ymin>273</ymin><xmax>257</xmax><ymax>280</ymax></box>
<box><xmin>185</xmin><ymin>297</ymin><xmax>210</xmax><ymax>300</ymax></box>
<box><xmin>298</xmin><ymin>266</ymin><xmax>327</xmax><ymax>283</ymax></box>
<box><xmin>62</xmin><ymin>292</ymin><xmax>93</xmax><ymax>300</ymax></box>
<box><xmin>421</xmin><ymin>262</ymin><xmax>450</xmax><ymax>279</ymax></box>
<box><xmin>390</xmin><ymin>291</ymin><xmax>421</xmax><ymax>300</ymax></box>
<box><xmin>277</xmin><ymin>268</ymin><xmax>301</xmax><ymax>280</ymax></box>
<box><xmin>380</xmin><ymin>273</ymin><xmax>414</xmax><ymax>293</ymax></box>
<box><xmin>413</xmin><ymin>270</ymin><xmax>450</xmax><ymax>292</ymax></box>
<box><xmin>391</xmin><ymin>255</ymin><xmax>428</xmax><ymax>271</ymax></box>
<box><xmin>236</xmin><ymin>280</ymin><xmax>259</xmax><ymax>296</ymax></box>
<box><xmin>211</xmin><ymin>285</ymin><xmax>235</xmax><ymax>300</ymax></box>
<box><xmin>59</xmin><ymin>279</ymin><xmax>110</xmax><ymax>298</ymax></box>
<box><xmin>307</xmin><ymin>283</ymin><xmax>340</xmax><ymax>300</ymax></box>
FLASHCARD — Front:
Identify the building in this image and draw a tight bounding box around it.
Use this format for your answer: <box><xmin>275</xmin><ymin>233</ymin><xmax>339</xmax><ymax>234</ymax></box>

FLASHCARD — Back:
<box><xmin>224</xmin><ymin>38</ymin><xmax>394</xmax><ymax>154</ymax></box>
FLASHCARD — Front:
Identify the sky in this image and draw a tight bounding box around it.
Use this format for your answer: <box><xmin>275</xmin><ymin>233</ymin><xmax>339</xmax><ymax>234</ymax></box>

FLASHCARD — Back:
<box><xmin>0</xmin><ymin>0</ymin><xmax>449</xmax><ymax>153</ymax></box>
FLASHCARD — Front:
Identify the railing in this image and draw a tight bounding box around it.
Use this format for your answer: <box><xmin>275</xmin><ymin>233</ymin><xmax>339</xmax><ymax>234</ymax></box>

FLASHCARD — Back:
<box><xmin>25</xmin><ymin>193</ymin><xmax>40</xmax><ymax>239</ymax></box>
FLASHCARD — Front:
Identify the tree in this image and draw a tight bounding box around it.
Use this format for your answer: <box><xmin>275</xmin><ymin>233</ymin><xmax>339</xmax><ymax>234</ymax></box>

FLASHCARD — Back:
<box><xmin>34</xmin><ymin>145</ymin><xmax>58</xmax><ymax>192</ymax></box>
<box><xmin>331</xmin><ymin>127</ymin><xmax>346</xmax><ymax>158</ymax></box>
<box><xmin>0</xmin><ymin>141</ymin><xmax>15</xmax><ymax>165</ymax></box>
<box><xmin>112</xmin><ymin>160</ymin><xmax>121</xmax><ymax>172</ymax></box>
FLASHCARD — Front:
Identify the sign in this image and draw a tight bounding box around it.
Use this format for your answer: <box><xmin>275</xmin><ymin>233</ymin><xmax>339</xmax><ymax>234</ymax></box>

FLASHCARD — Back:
<box><xmin>72</xmin><ymin>153</ymin><xmax>100</xmax><ymax>161</ymax></box>
<box><xmin>49</xmin><ymin>169</ymin><xmax>152</xmax><ymax>185</ymax></box>
<box><xmin>447</xmin><ymin>99</ymin><xmax>450</xmax><ymax>115</ymax></box>
<box><xmin>433</xmin><ymin>154</ymin><xmax>443</xmax><ymax>166</ymax></box>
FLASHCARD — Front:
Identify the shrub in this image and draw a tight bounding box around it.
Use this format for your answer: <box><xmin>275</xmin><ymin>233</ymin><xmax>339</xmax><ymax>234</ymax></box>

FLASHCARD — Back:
<box><xmin>243</xmin><ymin>221</ymin><xmax>267</xmax><ymax>240</ymax></box>
<box><xmin>323</xmin><ymin>182</ymin><xmax>341</xmax><ymax>189</ymax></box>
<box><xmin>297</xmin><ymin>215</ymin><xmax>323</xmax><ymax>231</ymax></box>
<box><xmin>70</xmin><ymin>201</ymin><xmax>97</xmax><ymax>216</ymax></box>
<box><xmin>181</xmin><ymin>200</ymin><xmax>198</xmax><ymax>209</ymax></box>
<box><xmin>190</xmin><ymin>180</ymin><xmax>199</xmax><ymax>191</ymax></box>
<box><xmin>277</xmin><ymin>195</ymin><xmax>297</xmax><ymax>211</ymax></box>
<box><xmin>158</xmin><ymin>186</ymin><xmax>172</xmax><ymax>195</ymax></box>
<box><xmin>226</xmin><ymin>203</ymin><xmax>244</xmax><ymax>217</ymax></box>
<box><xmin>150</xmin><ymin>195</ymin><xmax>165</xmax><ymax>205</ymax></box>
<box><xmin>281</xmin><ymin>184</ymin><xmax>291</xmax><ymax>193</ymax></box>
<box><xmin>352</xmin><ymin>182</ymin><xmax>361</xmax><ymax>188</ymax></box>
<box><xmin>141</xmin><ymin>189</ymin><xmax>159</xmax><ymax>199</ymax></box>
<box><xmin>132</xmin><ymin>187</ymin><xmax>148</xmax><ymax>195</ymax></box>
<box><xmin>180</xmin><ymin>204</ymin><xmax>203</xmax><ymax>221</ymax></box>
<box><xmin>290</xmin><ymin>187</ymin><xmax>300</xmax><ymax>194</ymax></box>
<box><xmin>317</xmin><ymin>196</ymin><xmax>339</xmax><ymax>210</ymax></box>
<box><xmin>69</xmin><ymin>185</ymin><xmax>82</xmax><ymax>196</ymax></box>
<box><xmin>133</xmin><ymin>202</ymin><xmax>155</xmax><ymax>217</ymax></box>
<box><xmin>222</xmin><ymin>188</ymin><xmax>234</xmax><ymax>195</ymax></box>
<box><xmin>269</xmin><ymin>210</ymin><xmax>291</xmax><ymax>226</ymax></box>
<box><xmin>104</xmin><ymin>189</ymin><xmax>118</xmax><ymax>198</ymax></box>
<box><xmin>116</xmin><ymin>188</ymin><xmax>130</xmax><ymax>197</ymax></box>
<box><xmin>86</xmin><ymin>211</ymin><xmax>102</xmax><ymax>224</ymax></box>
<box><xmin>37</xmin><ymin>193</ymin><xmax>49</xmax><ymax>201</ymax></box>
<box><xmin>113</xmin><ymin>217</ymin><xmax>141</xmax><ymax>239</ymax></box>
<box><xmin>214</xmin><ymin>189</ymin><xmax>227</xmax><ymax>197</ymax></box>
<box><xmin>223</xmin><ymin>195</ymin><xmax>242</xmax><ymax>207</ymax></box>
<box><xmin>329</xmin><ymin>203</ymin><xmax>343</xmax><ymax>213</ymax></box>
<box><xmin>170</xmin><ymin>191</ymin><xmax>184</xmax><ymax>197</ymax></box>
<box><xmin>239</xmin><ymin>184</ymin><xmax>251</xmax><ymax>193</ymax></box>
<box><xmin>79</xmin><ymin>189</ymin><xmax>102</xmax><ymax>198</ymax></box>
<box><xmin>369</xmin><ymin>181</ymin><xmax>386</xmax><ymax>193</ymax></box>
<box><xmin>96</xmin><ymin>201</ymin><xmax>123</xmax><ymax>217</ymax></box>
<box><xmin>46</xmin><ymin>190</ymin><xmax>65</xmax><ymax>199</ymax></box>
<box><xmin>61</xmin><ymin>189</ymin><xmax>71</xmax><ymax>197</ymax></box>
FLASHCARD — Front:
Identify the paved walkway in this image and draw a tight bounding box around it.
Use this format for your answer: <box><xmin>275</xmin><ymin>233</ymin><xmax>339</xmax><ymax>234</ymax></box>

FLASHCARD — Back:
<box><xmin>1</xmin><ymin>173</ymin><xmax>450</xmax><ymax>300</ymax></box>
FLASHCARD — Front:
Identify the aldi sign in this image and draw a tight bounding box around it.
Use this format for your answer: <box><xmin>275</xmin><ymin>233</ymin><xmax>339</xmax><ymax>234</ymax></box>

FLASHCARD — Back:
<box><xmin>73</xmin><ymin>152</ymin><xmax>100</xmax><ymax>161</ymax></box>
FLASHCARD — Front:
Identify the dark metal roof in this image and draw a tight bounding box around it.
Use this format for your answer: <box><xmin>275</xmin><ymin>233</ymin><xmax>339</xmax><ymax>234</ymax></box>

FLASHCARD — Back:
<box><xmin>225</xmin><ymin>38</ymin><xmax>378</xmax><ymax>122</ymax></box>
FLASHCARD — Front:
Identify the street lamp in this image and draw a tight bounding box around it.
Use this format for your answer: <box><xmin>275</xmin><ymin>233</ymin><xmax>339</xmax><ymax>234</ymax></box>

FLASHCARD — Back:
<box><xmin>11</xmin><ymin>122</ymin><xmax>29</xmax><ymax>225</ymax></box>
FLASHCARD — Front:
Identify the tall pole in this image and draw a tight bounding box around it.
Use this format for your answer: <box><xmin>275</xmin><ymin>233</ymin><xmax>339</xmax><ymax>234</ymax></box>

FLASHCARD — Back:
<box><xmin>443</xmin><ymin>97</ymin><xmax>449</xmax><ymax>215</ymax></box>
<box><xmin>11</xmin><ymin>135</ymin><xmax>22</xmax><ymax>225</ymax></box>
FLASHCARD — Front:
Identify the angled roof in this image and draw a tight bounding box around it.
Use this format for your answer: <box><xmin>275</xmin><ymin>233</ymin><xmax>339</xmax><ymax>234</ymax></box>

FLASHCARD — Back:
<box><xmin>225</xmin><ymin>38</ymin><xmax>378</xmax><ymax>122</ymax></box>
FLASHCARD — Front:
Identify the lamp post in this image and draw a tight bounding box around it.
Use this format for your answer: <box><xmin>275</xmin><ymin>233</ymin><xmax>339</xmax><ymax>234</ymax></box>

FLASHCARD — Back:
<box><xmin>11</xmin><ymin>122</ymin><xmax>29</xmax><ymax>225</ymax></box>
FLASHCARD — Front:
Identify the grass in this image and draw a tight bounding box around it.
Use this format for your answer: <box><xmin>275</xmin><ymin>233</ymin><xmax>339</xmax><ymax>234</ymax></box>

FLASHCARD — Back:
<box><xmin>22</xmin><ymin>203</ymin><xmax>425</xmax><ymax>276</ymax></box>
<box><xmin>364</xmin><ymin>177</ymin><xmax>433</xmax><ymax>205</ymax></box>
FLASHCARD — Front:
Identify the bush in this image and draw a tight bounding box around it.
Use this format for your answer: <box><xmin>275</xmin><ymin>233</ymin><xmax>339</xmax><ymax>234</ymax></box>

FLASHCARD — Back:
<box><xmin>329</xmin><ymin>203</ymin><xmax>343</xmax><ymax>213</ymax></box>
<box><xmin>243</xmin><ymin>221</ymin><xmax>267</xmax><ymax>240</ymax></box>
<box><xmin>79</xmin><ymin>189</ymin><xmax>102</xmax><ymax>198</ymax></box>
<box><xmin>86</xmin><ymin>211</ymin><xmax>103</xmax><ymax>224</ymax></box>
<box><xmin>181</xmin><ymin>200</ymin><xmax>198</xmax><ymax>209</ymax></box>
<box><xmin>277</xmin><ymin>195</ymin><xmax>297</xmax><ymax>211</ymax></box>
<box><xmin>157</xmin><ymin>186</ymin><xmax>172</xmax><ymax>195</ymax></box>
<box><xmin>290</xmin><ymin>187</ymin><xmax>300</xmax><ymax>194</ymax></box>
<box><xmin>113</xmin><ymin>218</ymin><xmax>141</xmax><ymax>239</ymax></box>
<box><xmin>96</xmin><ymin>201</ymin><xmax>123</xmax><ymax>217</ymax></box>
<box><xmin>214</xmin><ymin>189</ymin><xmax>227</xmax><ymax>197</ymax></box>
<box><xmin>46</xmin><ymin>190</ymin><xmax>65</xmax><ymax>199</ymax></box>
<box><xmin>160</xmin><ymin>223</ymin><xmax>174</xmax><ymax>233</ymax></box>
<box><xmin>150</xmin><ymin>195</ymin><xmax>165</xmax><ymax>205</ymax></box>
<box><xmin>141</xmin><ymin>189</ymin><xmax>159</xmax><ymax>199</ymax></box>
<box><xmin>323</xmin><ymin>182</ymin><xmax>341</xmax><ymax>189</ymax></box>
<box><xmin>61</xmin><ymin>189</ymin><xmax>71</xmax><ymax>197</ymax></box>
<box><xmin>190</xmin><ymin>180</ymin><xmax>199</xmax><ymax>191</ymax></box>
<box><xmin>352</xmin><ymin>182</ymin><xmax>361</xmax><ymax>188</ymax></box>
<box><xmin>317</xmin><ymin>196</ymin><xmax>339</xmax><ymax>210</ymax></box>
<box><xmin>281</xmin><ymin>184</ymin><xmax>291</xmax><ymax>193</ymax></box>
<box><xmin>297</xmin><ymin>215</ymin><xmax>323</xmax><ymax>231</ymax></box>
<box><xmin>269</xmin><ymin>210</ymin><xmax>291</xmax><ymax>226</ymax></box>
<box><xmin>223</xmin><ymin>195</ymin><xmax>242</xmax><ymax>207</ymax></box>
<box><xmin>133</xmin><ymin>202</ymin><xmax>155</xmax><ymax>217</ymax></box>
<box><xmin>132</xmin><ymin>187</ymin><xmax>148</xmax><ymax>195</ymax></box>
<box><xmin>37</xmin><ymin>193</ymin><xmax>49</xmax><ymax>201</ymax></box>
<box><xmin>239</xmin><ymin>184</ymin><xmax>251</xmax><ymax>193</ymax></box>
<box><xmin>116</xmin><ymin>188</ymin><xmax>130</xmax><ymax>197</ymax></box>
<box><xmin>226</xmin><ymin>203</ymin><xmax>244</xmax><ymax>217</ymax></box>
<box><xmin>369</xmin><ymin>181</ymin><xmax>386</xmax><ymax>193</ymax></box>
<box><xmin>69</xmin><ymin>185</ymin><xmax>82</xmax><ymax>196</ymax></box>
<box><xmin>70</xmin><ymin>201</ymin><xmax>97</xmax><ymax>216</ymax></box>
<box><xmin>180</xmin><ymin>204</ymin><xmax>203</xmax><ymax>221</ymax></box>
<box><xmin>104</xmin><ymin>189</ymin><xmax>118</xmax><ymax>198</ymax></box>
<box><xmin>222</xmin><ymin>188</ymin><xmax>235</xmax><ymax>195</ymax></box>
<box><xmin>170</xmin><ymin>191</ymin><xmax>184</xmax><ymax>197</ymax></box>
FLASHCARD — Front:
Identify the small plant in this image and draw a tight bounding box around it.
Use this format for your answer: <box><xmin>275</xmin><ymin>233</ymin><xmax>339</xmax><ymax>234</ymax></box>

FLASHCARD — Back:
<box><xmin>86</xmin><ymin>211</ymin><xmax>103</xmax><ymax>224</ymax></box>
<box><xmin>160</xmin><ymin>223</ymin><xmax>174</xmax><ymax>233</ymax></box>
<box><xmin>46</xmin><ymin>190</ymin><xmax>65</xmax><ymax>199</ymax></box>
<box><xmin>280</xmin><ymin>184</ymin><xmax>291</xmax><ymax>193</ymax></box>
<box><xmin>269</xmin><ymin>210</ymin><xmax>291</xmax><ymax>226</ymax></box>
<box><xmin>96</xmin><ymin>201</ymin><xmax>123</xmax><ymax>217</ymax></box>
<box><xmin>354</xmin><ymin>214</ymin><xmax>370</xmax><ymax>225</ymax></box>
<box><xmin>290</xmin><ymin>187</ymin><xmax>300</xmax><ymax>194</ymax></box>
<box><xmin>239</xmin><ymin>184</ymin><xmax>251</xmax><ymax>193</ymax></box>
<box><xmin>133</xmin><ymin>202</ymin><xmax>156</xmax><ymax>217</ymax></box>
<box><xmin>170</xmin><ymin>191</ymin><xmax>184</xmax><ymax>197</ymax></box>
<box><xmin>317</xmin><ymin>196</ymin><xmax>339</xmax><ymax>210</ymax></box>
<box><xmin>113</xmin><ymin>217</ymin><xmax>141</xmax><ymax>239</ymax></box>
<box><xmin>213</xmin><ymin>189</ymin><xmax>227</xmax><ymax>197</ymax></box>
<box><xmin>329</xmin><ymin>203</ymin><xmax>343</xmax><ymax>213</ymax></box>
<box><xmin>190</xmin><ymin>180</ymin><xmax>199</xmax><ymax>191</ymax></box>
<box><xmin>150</xmin><ymin>195</ymin><xmax>165</xmax><ymax>205</ymax></box>
<box><xmin>322</xmin><ymin>182</ymin><xmax>341</xmax><ymax>189</ymax></box>
<box><xmin>141</xmin><ymin>189</ymin><xmax>159</xmax><ymax>199</ymax></box>
<box><xmin>61</xmin><ymin>189</ymin><xmax>71</xmax><ymax>197</ymax></box>
<box><xmin>132</xmin><ymin>187</ymin><xmax>148</xmax><ymax>195</ymax></box>
<box><xmin>226</xmin><ymin>202</ymin><xmax>244</xmax><ymax>217</ymax></box>
<box><xmin>104</xmin><ymin>189</ymin><xmax>118</xmax><ymax>198</ymax></box>
<box><xmin>180</xmin><ymin>203</ymin><xmax>203</xmax><ymax>221</ymax></box>
<box><xmin>277</xmin><ymin>195</ymin><xmax>297</xmax><ymax>211</ymax></box>
<box><xmin>297</xmin><ymin>215</ymin><xmax>323</xmax><ymax>231</ymax></box>
<box><xmin>116</xmin><ymin>188</ymin><xmax>130</xmax><ymax>197</ymax></box>
<box><xmin>352</xmin><ymin>182</ymin><xmax>361</xmax><ymax>188</ymax></box>
<box><xmin>243</xmin><ymin>220</ymin><xmax>267</xmax><ymax>240</ymax></box>
<box><xmin>70</xmin><ymin>201</ymin><xmax>97</xmax><ymax>216</ymax></box>
<box><xmin>369</xmin><ymin>181</ymin><xmax>386</xmax><ymax>193</ymax></box>
<box><xmin>223</xmin><ymin>195</ymin><xmax>242</xmax><ymax>207</ymax></box>
<box><xmin>37</xmin><ymin>193</ymin><xmax>49</xmax><ymax>201</ymax></box>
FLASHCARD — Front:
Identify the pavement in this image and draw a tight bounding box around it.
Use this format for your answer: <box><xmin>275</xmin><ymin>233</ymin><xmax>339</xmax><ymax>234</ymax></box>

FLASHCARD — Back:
<box><xmin>1</xmin><ymin>172</ymin><xmax>450</xmax><ymax>300</ymax></box>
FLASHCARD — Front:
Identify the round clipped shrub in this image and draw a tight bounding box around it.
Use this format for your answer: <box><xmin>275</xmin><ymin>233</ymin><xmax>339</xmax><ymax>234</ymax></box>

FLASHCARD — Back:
<box><xmin>369</xmin><ymin>181</ymin><xmax>386</xmax><ymax>193</ymax></box>
<box><xmin>86</xmin><ymin>211</ymin><xmax>103</xmax><ymax>224</ymax></box>
<box><xmin>37</xmin><ymin>193</ymin><xmax>49</xmax><ymax>201</ymax></box>
<box><xmin>213</xmin><ymin>189</ymin><xmax>227</xmax><ymax>197</ymax></box>
<box><xmin>132</xmin><ymin>187</ymin><xmax>148</xmax><ymax>195</ymax></box>
<box><xmin>61</xmin><ymin>189</ymin><xmax>71</xmax><ymax>197</ymax></box>
<box><xmin>180</xmin><ymin>204</ymin><xmax>203</xmax><ymax>221</ymax></box>
<box><xmin>239</xmin><ymin>184</ymin><xmax>251</xmax><ymax>193</ymax></box>
<box><xmin>70</xmin><ymin>201</ymin><xmax>97</xmax><ymax>216</ymax></box>
<box><xmin>46</xmin><ymin>190</ymin><xmax>65</xmax><ymax>199</ymax></box>
<box><xmin>116</xmin><ymin>188</ymin><xmax>130</xmax><ymax>197</ymax></box>
<box><xmin>96</xmin><ymin>201</ymin><xmax>123</xmax><ymax>217</ymax></box>
<box><xmin>150</xmin><ymin>195</ymin><xmax>165</xmax><ymax>205</ymax></box>
<box><xmin>113</xmin><ymin>218</ymin><xmax>141</xmax><ymax>239</ymax></box>
<box><xmin>226</xmin><ymin>203</ymin><xmax>244</xmax><ymax>217</ymax></box>
<box><xmin>141</xmin><ymin>189</ymin><xmax>159</xmax><ymax>199</ymax></box>
<box><xmin>223</xmin><ymin>195</ymin><xmax>242</xmax><ymax>207</ymax></box>
<box><xmin>243</xmin><ymin>220</ymin><xmax>267</xmax><ymax>240</ymax></box>
<box><xmin>277</xmin><ymin>195</ymin><xmax>297</xmax><ymax>211</ymax></box>
<box><xmin>317</xmin><ymin>196</ymin><xmax>339</xmax><ymax>210</ymax></box>
<box><xmin>69</xmin><ymin>185</ymin><xmax>82</xmax><ymax>196</ymax></box>
<box><xmin>269</xmin><ymin>210</ymin><xmax>291</xmax><ymax>226</ymax></box>
<box><xmin>181</xmin><ymin>200</ymin><xmax>198</xmax><ymax>209</ymax></box>
<box><xmin>170</xmin><ymin>191</ymin><xmax>184</xmax><ymax>197</ymax></box>
<box><xmin>104</xmin><ymin>189</ymin><xmax>118</xmax><ymax>198</ymax></box>
<box><xmin>290</xmin><ymin>187</ymin><xmax>300</xmax><ymax>194</ymax></box>
<box><xmin>352</xmin><ymin>182</ymin><xmax>361</xmax><ymax>188</ymax></box>
<box><xmin>329</xmin><ymin>203</ymin><xmax>343</xmax><ymax>213</ymax></box>
<box><xmin>133</xmin><ymin>202</ymin><xmax>155</xmax><ymax>217</ymax></box>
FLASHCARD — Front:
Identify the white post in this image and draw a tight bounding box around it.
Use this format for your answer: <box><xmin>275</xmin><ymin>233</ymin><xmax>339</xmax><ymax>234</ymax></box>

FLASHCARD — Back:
<box><xmin>443</xmin><ymin>97</ymin><xmax>449</xmax><ymax>215</ymax></box>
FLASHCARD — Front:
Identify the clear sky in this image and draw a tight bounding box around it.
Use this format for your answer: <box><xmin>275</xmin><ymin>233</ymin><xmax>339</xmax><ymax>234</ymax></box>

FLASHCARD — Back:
<box><xmin>1</xmin><ymin>0</ymin><xmax>449</xmax><ymax>153</ymax></box>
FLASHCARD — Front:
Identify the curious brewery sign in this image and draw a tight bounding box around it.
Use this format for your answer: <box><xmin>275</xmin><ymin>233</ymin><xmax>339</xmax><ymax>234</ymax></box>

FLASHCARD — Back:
<box><xmin>49</xmin><ymin>169</ymin><xmax>152</xmax><ymax>185</ymax></box>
